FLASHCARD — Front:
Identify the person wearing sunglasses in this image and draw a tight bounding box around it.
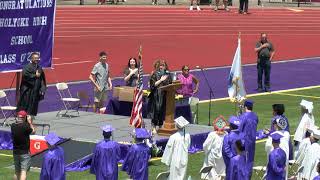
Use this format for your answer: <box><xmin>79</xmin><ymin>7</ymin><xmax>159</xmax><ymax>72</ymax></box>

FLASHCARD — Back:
<box><xmin>176</xmin><ymin>65</ymin><xmax>199</xmax><ymax>99</ymax></box>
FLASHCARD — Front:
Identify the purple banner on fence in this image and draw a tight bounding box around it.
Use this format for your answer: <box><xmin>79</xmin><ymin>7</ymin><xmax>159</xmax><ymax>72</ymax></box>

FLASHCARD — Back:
<box><xmin>0</xmin><ymin>0</ymin><xmax>56</xmax><ymax>72</ymax></box>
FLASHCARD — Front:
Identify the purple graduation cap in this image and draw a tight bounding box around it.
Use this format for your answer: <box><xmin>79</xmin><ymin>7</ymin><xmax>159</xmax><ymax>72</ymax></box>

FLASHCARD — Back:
<box><xmin>270</xmin><ymin>133</ymin><xmax>283</xmax><ymax>143</ymax></box>
<box><xmin>244</xmin><ymin>99</ymin><xmax>254</xmax><ymax>108</ymax></box>
<box><xmin>135</xmin><ymin>128</ymin><xmax>150</xmax><ymax>139</ymax></box>
<box><xmin>229</xmin><ymin>116</ymin><xmax>240</xmax><ymax>128</ymax></box>
<box><xmin>45</xmin><ymin>133</ymin><xmax>61</xmax><ymax>146</ymax></box>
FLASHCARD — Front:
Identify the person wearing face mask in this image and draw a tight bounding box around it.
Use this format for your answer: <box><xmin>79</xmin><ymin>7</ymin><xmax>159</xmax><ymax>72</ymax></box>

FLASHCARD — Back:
<box><xmin>148</xmin><ymin>59</ymin><xmax>172</xmax><ymax>133</ymax></box>
<box><xmin>124</xmin><ymin>57</ymin><xmax>139</xmax><ymax>87</ymax></box>
<box><xmin>254</xmin><ymin>33</ymin><xmax>275</xmax><ymax>92</ymax></box>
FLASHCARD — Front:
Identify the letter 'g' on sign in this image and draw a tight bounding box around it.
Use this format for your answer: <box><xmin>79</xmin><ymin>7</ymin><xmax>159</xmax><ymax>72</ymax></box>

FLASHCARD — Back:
<box><xmin>34</xmin><ymin>142</ymin><xmax>41</xmax><ymax>150</ymax></box>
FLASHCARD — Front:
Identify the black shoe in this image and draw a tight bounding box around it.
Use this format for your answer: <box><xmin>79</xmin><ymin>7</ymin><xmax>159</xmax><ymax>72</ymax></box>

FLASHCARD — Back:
<box><xmin>265</xmin><ymin>88</ymin><xmax>271</xmax><ymax>92</ymax></box>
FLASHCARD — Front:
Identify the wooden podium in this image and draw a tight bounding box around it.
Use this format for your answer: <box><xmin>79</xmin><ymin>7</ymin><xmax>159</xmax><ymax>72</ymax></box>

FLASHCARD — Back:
<box><xmin>157</xmin><ymin>81</ymin><xmax>182</xmax><ymax>136</ymax></box>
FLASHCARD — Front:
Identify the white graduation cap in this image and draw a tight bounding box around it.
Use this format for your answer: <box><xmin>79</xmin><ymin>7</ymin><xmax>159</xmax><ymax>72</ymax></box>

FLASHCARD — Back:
<box><xmin>174</xmin><ymin>116</ymin><xmax>189</xmax><ymax>129</ymax></box>
<box><xmin>313</xmin><ymin>129</ymin><xmax>320</xmax><ymax>139</ymax></box>
<box><xmin>300</xmin><ymin>99</ymin><xmax>313</xmax><ymax>113</ymax></box>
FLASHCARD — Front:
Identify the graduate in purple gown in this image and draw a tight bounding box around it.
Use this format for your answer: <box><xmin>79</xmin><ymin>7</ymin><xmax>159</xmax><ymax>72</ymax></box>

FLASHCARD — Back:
<box><xmin>313</xmin><ymin>161</ymin><xmax>320</xmax><ymax>180</ymax></box>
<box><xmin>266</xmin><ymin>133</ymin><xmax>286</xmax><ymax>180</ymax></box>
<box><xmin>229</xmin><ymin>140</ymin><xmax>250</xmax><ymax>180</ymax></box>
<box><xmin>238</xmin><ymin>99</ymin><xmax>258</xmax><ymax>177</ymax></box>
<box><xmin>40</xmin><ymin>133</ymin><xmax>65</xmax><ymax>180</ymax></box>
<box><xmin>90</xmin><ymin>125</ymin><xmax>120</xmax><ymax>180</ymax></box>
<box><xmin>222</xmin><ymin>116</ymin><xmax>241</xmax><ymax>180</ymax></box>
<box><xmin>122</xmin><ymin>128</ymin><xmax>151</xmax><ymax>180</ymax></box>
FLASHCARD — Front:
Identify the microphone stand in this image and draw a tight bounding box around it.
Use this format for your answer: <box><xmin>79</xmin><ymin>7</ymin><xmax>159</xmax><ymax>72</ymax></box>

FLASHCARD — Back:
<box><xmin>199</xmin><ymin>67</ymin><xmax>214</xmax><ymax>126</ymax></box>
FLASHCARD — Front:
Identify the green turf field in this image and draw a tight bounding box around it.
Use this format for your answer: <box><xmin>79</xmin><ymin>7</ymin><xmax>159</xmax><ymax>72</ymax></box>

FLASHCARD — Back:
<box><xmin>1</xmin><ymin>87</ymin><xmax>319</xmax><ymax>180</ymax></box>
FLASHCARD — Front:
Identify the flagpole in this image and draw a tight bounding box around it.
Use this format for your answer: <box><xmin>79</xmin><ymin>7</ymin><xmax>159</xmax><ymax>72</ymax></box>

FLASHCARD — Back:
<box><xmin>236</xmin><ymin>32</ymin><xmax>241</xmax><ymax>115</ymax></box>
<box><xmin>138</xmin><ymin>45</ymin><xmax>145</xmax><ymax>128</ymax></box>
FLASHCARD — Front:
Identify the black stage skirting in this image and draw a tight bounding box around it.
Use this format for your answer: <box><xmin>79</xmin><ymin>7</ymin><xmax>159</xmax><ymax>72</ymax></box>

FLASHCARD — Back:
<box><xmin>106</xmin><ymin>97</ymin><xmax>193</xmax><ymax>123</ymax></box>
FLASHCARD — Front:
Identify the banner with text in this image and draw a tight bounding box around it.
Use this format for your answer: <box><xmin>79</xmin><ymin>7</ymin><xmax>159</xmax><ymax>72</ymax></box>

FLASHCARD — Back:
<box><xmin>0</xmin><ymin>0</ymin><xmax>56</xmax><ymax>72</ymax></box>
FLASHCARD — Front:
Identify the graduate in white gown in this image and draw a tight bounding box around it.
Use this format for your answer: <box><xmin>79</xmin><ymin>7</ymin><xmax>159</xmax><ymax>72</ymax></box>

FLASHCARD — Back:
<box><xmin>295</xmin><ymin>127</ymin><xmax>314</xmax><ymax>165</ymax></box>
<box><xmin>293</xmin><ymin>99</ymin><xmax>315</xmax><ymax>155</ymax></box>
<box><xmin>161</xmin><ymin>116</ymin><xmax>191</xmax><ymax>180</ymax></box>
<box><xmin>201</xmin><ymin>125</ymin><xmax>227</xmax><ymax>179</ymax></box>
<box><xmin>299</xmin><ymin>130</ymin><xmax>320</xmax><ymax>180</ymax></box>
<box><xmin>265</xmin><ymin>117</ymin><xmax>290</xmax><ymax>179</ymax></box>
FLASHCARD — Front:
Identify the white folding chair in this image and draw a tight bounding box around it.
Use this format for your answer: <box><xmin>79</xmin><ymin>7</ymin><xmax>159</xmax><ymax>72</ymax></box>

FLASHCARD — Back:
<box><xmin>56</xmin><ymin>83</ymin><xmax>80</xmax><ymax>118</ymax></box>
<box><xmin>0</xmin><ymin>90</ymin><xmax>17</xmax><ymax>126</ymax></box>
<box><xmin>156</xmin><ymin>171</ymin><xmax>170</xmax><ymax>180</ymax></box>
<box><xmin>189</xmin><ymin>97</ymin><xmax>199</xmax><ymax>124</ymax></box>
<box><xmin>200</xmin><ymin>165</ymin><xmax>213</xmax><ymax>179</ymax></box>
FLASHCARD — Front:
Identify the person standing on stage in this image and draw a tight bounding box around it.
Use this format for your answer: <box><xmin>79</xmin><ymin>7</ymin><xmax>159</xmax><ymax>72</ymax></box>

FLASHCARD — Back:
<box><xmin>123</xmin><ymin>57</ymin><xmax>139</xmax><ymax>87</ymax></box>
<box><xmin>148</xmin><ymin>59</ymin><xmax>172</xmax><ymax>133</ymax></box>
<box><xmin>11</xmin><ymin>110</ymin><xmax>35</xmax><ymax>180</ymax></box>
<box><xmin>177</xmin><ymin>65</ymin><xmax>199</xmax><ymax>99</ymax></box>
<box><xmin>17</xmin><ymin>52</ymin><xmax>47</xmax><ymax>121</ymax></box>
<box><xmin>255</xmin><ymin>33</ymin><xmax>275</xmax><ymax>92</ymax></box>
<box><xmin>89</xmin><ymin>51</ymin><xmax>113</xmax><ymax>113</ymax></box>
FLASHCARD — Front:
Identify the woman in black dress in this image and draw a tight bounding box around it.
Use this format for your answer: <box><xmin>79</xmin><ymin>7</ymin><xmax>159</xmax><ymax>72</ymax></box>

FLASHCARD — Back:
<box><xmin>123</xmin><ymin>57</ymin><xmax>139</xmax><ymax>87</ymax></box>
<box><xmin>148</xmin><ymin>60</ymin><xmax>172</xmax><ymax>133</ymax></box>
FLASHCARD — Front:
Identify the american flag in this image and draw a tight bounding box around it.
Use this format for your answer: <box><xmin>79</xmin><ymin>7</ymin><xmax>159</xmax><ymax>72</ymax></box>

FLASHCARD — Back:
<box><xmin>129</xmin><ymin>51</ymin><xmax>144</xmax><ymax>128</ymax></box>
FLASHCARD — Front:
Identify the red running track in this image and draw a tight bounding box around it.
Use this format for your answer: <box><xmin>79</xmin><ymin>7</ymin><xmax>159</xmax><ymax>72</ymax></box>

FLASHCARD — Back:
<box><xmin>1</xmin><ymin>7</ymin><xmax>320</xmax><ymax>88</ymax></box>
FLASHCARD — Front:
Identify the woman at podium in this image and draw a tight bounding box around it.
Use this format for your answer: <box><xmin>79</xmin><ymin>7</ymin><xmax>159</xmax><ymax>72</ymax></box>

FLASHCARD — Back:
<box><xmin>123</xmin><ymin>57</ymin><xmax>139</xmax><ymax>87</ymax></box>
<box><xmin>148</xmin><ymin>60</ymin><xmax>172</xmax><ymax>133</ymax></box>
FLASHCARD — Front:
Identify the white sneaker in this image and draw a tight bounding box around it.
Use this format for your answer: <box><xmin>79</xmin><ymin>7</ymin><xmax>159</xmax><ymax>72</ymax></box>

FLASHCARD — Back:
<box><xmin>196</xmin><ymin>6</ymin><xmax>201</xmax><ymax>11</ymax></box>
<box><xmin>189</xmin><ymin>6</ymin><xmax>193</xmax><ymax>10</ymax></box>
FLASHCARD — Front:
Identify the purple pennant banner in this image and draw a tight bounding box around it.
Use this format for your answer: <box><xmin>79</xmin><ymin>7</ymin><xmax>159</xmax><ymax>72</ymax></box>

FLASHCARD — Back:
<box><xmin>0</xmin><ymin>0</ymin><xmax>56</xmax><ymax>72</ymax></box>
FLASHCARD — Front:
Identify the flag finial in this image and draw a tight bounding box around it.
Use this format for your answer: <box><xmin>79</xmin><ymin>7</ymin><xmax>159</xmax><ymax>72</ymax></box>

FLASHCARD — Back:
<box><xmin>138</xmin><ymin>45</ymin><xmax>142</xmax><ymax>60</ymax></box>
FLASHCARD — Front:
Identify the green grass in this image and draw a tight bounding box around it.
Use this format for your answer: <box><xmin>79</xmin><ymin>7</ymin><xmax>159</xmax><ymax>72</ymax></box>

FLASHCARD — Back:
<box><xmin>1</xmin><ymin>87</ymin><xmax>320</xmax><ymax>179</ymax></box>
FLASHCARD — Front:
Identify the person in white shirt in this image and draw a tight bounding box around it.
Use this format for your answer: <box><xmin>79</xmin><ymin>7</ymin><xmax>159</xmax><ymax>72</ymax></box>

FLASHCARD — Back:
<box><xmin>299</xmin><ymin>129</ymin><xmax>320</xmax><ymax>180</ymax></box>
<box><xmin>295</xmin><ymin>127</ymin><xmax>314</xmax><ymax>165</ymax></box>
<box><xmin>294</xmin><ymin>99</ymin><xmax>315</xmax><ymax>156</ymax></box>
<box><xmin>161</xmin><ymin>116</ymin><xmax>191</xmax><ymax>180</ymax></box>
<box><xmin>201</xmin><ymin>126</ymin><xmax>227</xmax><ymax>179</ymax></box>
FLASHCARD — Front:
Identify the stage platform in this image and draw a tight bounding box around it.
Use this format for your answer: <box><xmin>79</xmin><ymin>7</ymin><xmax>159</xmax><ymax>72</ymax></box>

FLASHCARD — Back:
<box><xmin>0</xmin><ymin>111</ymin><xmax>212</xmax><ymax>170</ymax></box>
